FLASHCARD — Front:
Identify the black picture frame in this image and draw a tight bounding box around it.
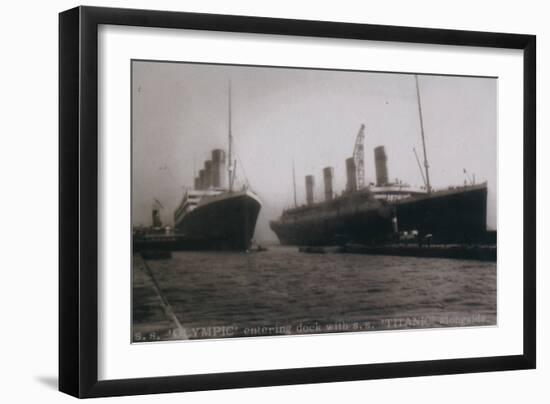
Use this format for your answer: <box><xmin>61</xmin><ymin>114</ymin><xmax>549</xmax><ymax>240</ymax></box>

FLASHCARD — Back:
<box><xmin>59</xmin><ymin>5</ymin><xmax>536</xmax><ymax>398</ymax></box>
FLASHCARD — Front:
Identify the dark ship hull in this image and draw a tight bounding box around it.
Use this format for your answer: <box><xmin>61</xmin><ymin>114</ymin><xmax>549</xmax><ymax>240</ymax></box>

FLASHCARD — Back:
<box><xmin>175</xmin><ymin>190</ymin><xmax>261</xmax><ymax>250</ymax></box>
<box><xmin>394</xmin><ymin>183</ymin><xmax>487</xmax><ymax>244</ymax></box>
<box><xmin>270</xmin><ymin>183</ymin><xmax>488</xmax><ymax>246</ymax></box>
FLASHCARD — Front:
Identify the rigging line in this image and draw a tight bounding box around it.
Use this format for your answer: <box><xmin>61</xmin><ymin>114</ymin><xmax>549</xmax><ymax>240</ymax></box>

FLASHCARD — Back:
<box><xmin>231</xmin><ymin>134</ymin><xmax>251</xmax><ymax>188</ymax></box>
<box><xmin>413</xmin><ymin>147</ymin><xmax>427</xmax><ymax>188</ymax></box>
<box><xmin>236</xmin><ymin>151</ymin><xmax>251</xmax><ymax>188</ymax></box>
<box><xmin>160</xmin><ymin>164</ymin><xmax>181</xmax><ymax>188</ymax></box>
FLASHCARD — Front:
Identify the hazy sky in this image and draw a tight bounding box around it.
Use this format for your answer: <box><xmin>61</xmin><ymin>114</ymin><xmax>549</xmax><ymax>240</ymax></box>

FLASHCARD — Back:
<box><xmin>132</xmin><ymin>61</ymin><xmax>497</xmax><ymax>242</ymax></box>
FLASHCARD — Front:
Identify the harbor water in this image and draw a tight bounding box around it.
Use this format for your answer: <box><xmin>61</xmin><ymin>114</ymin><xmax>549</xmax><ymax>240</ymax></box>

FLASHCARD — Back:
<box><xmin>132</xmin><ymin>246</ymin><xmax>496</xmax><ymax>342</ymax></box>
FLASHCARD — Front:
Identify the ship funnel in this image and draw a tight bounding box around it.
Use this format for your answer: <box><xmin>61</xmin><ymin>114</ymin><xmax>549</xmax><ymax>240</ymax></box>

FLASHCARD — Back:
<box><xmin>198</xmin><ymin>169</ymin><xmax>205</xmax><ymax>190</ymax></box>
<box><xmin>152</xmin><ymin>207</ymin><xmax>162</xmax><ymax>228</ymax></box>
<box><xmin>374</xmin><ymin>146</ymin><xmax>389</xmax><ymax>186</ymax></box>
<box><xmin>194</xmin><ymin>176</ymin><xmax>200</xmax><ymax>190</ymax></box>
<box><xmin>305</xmin><ymin>175</ymin><xmax>315</xmax><ymax>205</ymax></box>
<box><xmin>211</xmin><ymin>149</ymin><xmax>226</xmax><ymax>188</ymax></box>
<box><xmin>204</xmin><ymin>160</ymin><xmax>213</xmax><ymax>189</ymax></box>
<box><xmin>345</xmin><ymin>157</ymin><xmax>357</xmax><ymax>192</ymax></box>
<box><xmin>323</xmin><ymin>166</ymin><xmax>334</xmax><ymax>201</ymax></box>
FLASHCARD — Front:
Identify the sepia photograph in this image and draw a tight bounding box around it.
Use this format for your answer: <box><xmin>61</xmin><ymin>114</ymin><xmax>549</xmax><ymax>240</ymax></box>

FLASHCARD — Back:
<box><xmin>131</xmin><ymin>60</ymin><xmax>497</xmax><ymax>342</ymax></box>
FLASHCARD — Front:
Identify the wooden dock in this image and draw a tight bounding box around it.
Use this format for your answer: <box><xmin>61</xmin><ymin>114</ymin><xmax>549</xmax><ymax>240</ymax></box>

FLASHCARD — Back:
<box><xmin>299</xmin><ymin>244</ymin><xmax>496</xmax><ymax>262</ymax></box>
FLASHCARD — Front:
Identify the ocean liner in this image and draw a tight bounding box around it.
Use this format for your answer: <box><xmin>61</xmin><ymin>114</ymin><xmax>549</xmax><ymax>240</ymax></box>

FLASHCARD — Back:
<box><xmin>270</xmin><ymin>76</ymin><xmax>489</xmax><ymax>246</ymax></box>
<box><xmin>173</xmin><ymin>85</ymin><xmax>262</xmax><ymax>250</ymax></box>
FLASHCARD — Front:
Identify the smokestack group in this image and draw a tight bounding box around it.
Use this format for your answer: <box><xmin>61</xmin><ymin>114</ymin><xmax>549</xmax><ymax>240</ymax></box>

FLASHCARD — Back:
<box><xmin>323</xmin><ymin>166</ymin><xmax>334</xmax><ymax>201</ymax></box>
<box><xmin>194</xmin><ymin>149</ymin><xmax>228</xmax><ymax>190</ymax></box>
<box><xmin>305</xmin><ymin>175</ymin><xmax>315</xmax><ymax>205</ymax></box>
<box><xmin>374</xmin><ymin>146</ymin><xmax>389</xmax><ymax>186</ymax></box>
<box><xmin>198</xmin><ymin>169</ymin><xmax>205</xmax><ymax>190</ymax></box>
<box><xmin>211</xmin><ymin>149</ymin><xmax>226</xmax><ymax>188</ymax></box>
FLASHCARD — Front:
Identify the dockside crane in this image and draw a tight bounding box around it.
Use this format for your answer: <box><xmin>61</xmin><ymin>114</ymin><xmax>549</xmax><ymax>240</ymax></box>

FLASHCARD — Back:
<box><xmin>353</xmin><ymin>124</ymin><xmax>366</xmax><ymax>189</ymax></box>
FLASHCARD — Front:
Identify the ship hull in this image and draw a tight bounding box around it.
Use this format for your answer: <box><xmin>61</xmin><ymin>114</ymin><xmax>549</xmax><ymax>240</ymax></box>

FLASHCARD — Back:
<box><xmin>395</xmin><ymin>184</ymin><xmax>488</xmax><ymax>244</ymax></box>
<box><xmin>270</xmin><ymin>191</ymin><xmax>394</xmax><ymax>246</ymax></box>
<box><xmin>270</xmin><ymin>184</ymin><xmax>488</xmax><ymax>246</ymax></box>
<box><xmin>175</xmin><ymin>190</ymin><xmax>261</xmax><ymax>250</ymax></box>
<box><xmin>270</xmin><ymin>208</ymin><xmax>393</xmax><ymax>246</ymax></box>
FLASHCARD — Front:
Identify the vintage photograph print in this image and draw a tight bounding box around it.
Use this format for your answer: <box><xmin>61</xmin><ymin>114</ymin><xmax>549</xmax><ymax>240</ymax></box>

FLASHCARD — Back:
<box><xmin>131</xmin><ymin>60</ymin><xmax>497</xmax><ymax>343</ymax></box>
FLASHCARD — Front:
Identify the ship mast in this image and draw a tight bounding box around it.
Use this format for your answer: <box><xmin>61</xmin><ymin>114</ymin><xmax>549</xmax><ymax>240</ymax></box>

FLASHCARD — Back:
<box><xmin>292</xmin><ymin>159</ymin><xmax>297</xmax><ymax>207</ymax></box>
<box><xmin>228</xmin><ymin>80</ymin><xmax>234</xmax><ymax>192</ymax></box>
<box><xmin>415</xmin><ymin>74</ymin><xmax>432</xmax><ymax>193</ymax></box>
